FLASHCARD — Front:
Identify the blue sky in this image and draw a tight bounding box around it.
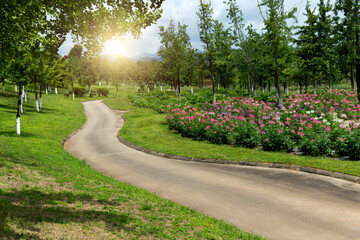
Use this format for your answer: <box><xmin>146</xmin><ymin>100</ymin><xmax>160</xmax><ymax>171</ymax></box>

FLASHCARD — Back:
<box><xmin>58</xmin><ymin>0</ymin><xmax>333</xmax><ymax>57</ymax></box>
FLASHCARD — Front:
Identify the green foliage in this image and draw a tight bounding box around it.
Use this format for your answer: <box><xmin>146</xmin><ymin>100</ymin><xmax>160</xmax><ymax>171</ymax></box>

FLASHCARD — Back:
<box><xmin>72</xmin><ymin>87</ymin><xmax>87</xmax><ymax>97</ymax></box>
<box><xmin>97</xmin><ymin>88</ymin><xmax>110</xmax><ymax>97</ymax></box>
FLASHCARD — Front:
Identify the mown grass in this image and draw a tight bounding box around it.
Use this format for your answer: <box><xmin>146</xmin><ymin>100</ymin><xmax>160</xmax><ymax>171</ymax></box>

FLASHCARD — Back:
<box><xmin>104</xmin><ymin>89</ymin><xmax>360</xmax><ymax>178</ymax></box>
<box><xmin>0</xmin><ymin>87</ymin><xmax>264</xmax><ymax>239</ymax></box>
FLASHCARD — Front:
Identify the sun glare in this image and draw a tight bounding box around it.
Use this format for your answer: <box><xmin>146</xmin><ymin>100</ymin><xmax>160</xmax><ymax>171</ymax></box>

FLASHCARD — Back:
<box><xmin>103</xmin><ymin>38</ymin><xmax>124</xmax><ymax>55</ymax></box>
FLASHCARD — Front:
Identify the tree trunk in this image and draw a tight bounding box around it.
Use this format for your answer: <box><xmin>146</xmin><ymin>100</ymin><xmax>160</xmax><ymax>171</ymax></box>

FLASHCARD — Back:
<box><xmin>23</xmin><ymin>86</ymin><xmax>27</xmax><ymax>102</ymax></box>
<box><xmin>116</xmin><ymin>86</ymin><xmax>119</xmax><ymax>98</ymax></box>
<box><xmin>2</xmin><ymin>81</ymin><xmax>4</xmax><ymax>91</ymax></box>
<box><xmin>72</xmin><ymin>80</ymin><xmax>75</xmax><ymax>100</ymax></box>
<box><xmin>177</xmin><ymin>68</ymin><xmax>181</xmax><ymax>101</ymax></box>
<box><xmin>40</xmin><ymin>85</ymin><xmax>43</xmax><ymax>109</ymax></box>
<box><xmin>15</xmin><ymin>85</ymin><xmax>17</xmax><ymax>92</ymax></box>
<box><xmin>35</xmin><ymin>80</ymin><xmax>39</xmax><ymax>112</ymax></box>
<box><xmin>20</xmin><ymin>86</ymin><xmax>24</xmax><ymax>114</ymax></box>
<box><xmin>88</xmin><ymin>85</ymin><xmax>91</xmax><ymax>97</ymax></box>
<box><xmin>274</xmin><ymin>48</ymin><xmax>282</xmax><ymax>104</ymax></box>
<box><xmin>209</xmin><ymin>60</ymin><xmax>216</xmax><ymax>103</ymax></box>
<box><xmin>351</xmin><ymin>64</ymin><xmax>355</xmax><ymax>89</ymax></box>
<box><xmin>252</xmin><ymin>74</ymin><xmax>257</xmax><ymax>97</ymax></box>
<box><xmin>16</xmin><ymin>85</ymin><xmax>23</xmax><ymax>135</ymax></box>
<box><xmin>225</xmin><ymin>74</ymin><xmax>229</xmax><ymax>97</ymax></box>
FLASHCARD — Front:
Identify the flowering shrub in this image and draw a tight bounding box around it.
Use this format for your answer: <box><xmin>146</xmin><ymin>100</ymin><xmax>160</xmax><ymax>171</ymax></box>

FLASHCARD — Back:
<box><xmin>130</xmin><ymin>89</ymin><xmax>360</xmax><ymax>159</ymax></box>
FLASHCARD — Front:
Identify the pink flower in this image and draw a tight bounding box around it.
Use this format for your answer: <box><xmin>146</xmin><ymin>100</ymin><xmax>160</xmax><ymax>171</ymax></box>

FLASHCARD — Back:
<box><xmin>213</xmin><ymin>131</ymin><xmax>217</xmax><ymax>134</ymax></box>
<box><xmin>310</xmin><ymin>139</ymin><xmax>314</xmax><ymax>142</ymax></box>
<box><xmin>265</xmin><ymin>138</ymin><xmax>269</xmax><ymax>141</ymax></box>
<box><xmin>189</xmin><ymin>126</ymin><xmax>193</xmax><ymax>129</ymax></box>
<box><xmin>307</xmin><ymin>123</ymin><xmax>312</xmax><ymax>129</ymax></box>
<box><xmin>206</xmin><ymin>125</ymin><xmax>211</xmax><ymax>130</ymax></box>
<box><xmin>278</xmin><ymin>129</ymin><xmax>284</xmax><ymax>133</ymax></box>
<box><xmin>339</xmin><ymin>138</ymin><xmax>344</xmax><ymax>142</ymax></box>
<box><xmin>180</xmin><ymin>122</ymin><xmax>184</xmax><ymax>125</ymax></box>
<box><xmin>325</xmin><ymin>127</ymin><xmax>331</xmax><ymax>132</ymax></box>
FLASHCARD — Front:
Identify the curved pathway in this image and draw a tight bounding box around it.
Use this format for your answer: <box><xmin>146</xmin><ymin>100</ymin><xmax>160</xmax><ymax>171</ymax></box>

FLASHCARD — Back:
<box><xmin>64</xmin><ymin>100</ymin><xmax>360</xmax><ymax>240</ymax></box>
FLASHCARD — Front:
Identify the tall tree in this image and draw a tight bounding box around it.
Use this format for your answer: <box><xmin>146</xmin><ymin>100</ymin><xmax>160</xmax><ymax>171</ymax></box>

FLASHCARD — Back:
<box><xmin>258</xmin><ymin>0</ymin><xmax>296</xmax><ymax>104</ymax></box>
<box><xmin>334</xmin><ymin>0</ymin><xmax>360</xmax><ymax>98</ymax></box>
<box><xmin>197</xmin><ymin>0</ymin><xmax>217</xmax><ymax>103</ymax></box>
<box><xmin>158</xmin><ymin>20</ymin><xmax>190</xmax><ymax>100</ymax></box>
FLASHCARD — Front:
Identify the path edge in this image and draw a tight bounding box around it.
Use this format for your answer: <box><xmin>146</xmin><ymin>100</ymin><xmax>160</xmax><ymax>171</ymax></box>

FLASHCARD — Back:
<box><xmin>117</xmin><ymin>118</ymin><xmax>360</xmax><ymax>185</ymax></box>
<box><xmin>90</xmin><ymin>100</ymin><xmax>360</xmax><ymax>184</ymax></box>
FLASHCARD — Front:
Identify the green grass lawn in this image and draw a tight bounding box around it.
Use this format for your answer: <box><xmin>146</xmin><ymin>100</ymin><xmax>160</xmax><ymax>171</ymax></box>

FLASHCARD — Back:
<box><xmin>0</xmin><ymin>88</ymin><xmax>264</xmax><ymax>239</ymax></box>
<box><xmin>104</xmin><ymin>89</ymin><xmax>360</xmax><ymax>178</ymax></box>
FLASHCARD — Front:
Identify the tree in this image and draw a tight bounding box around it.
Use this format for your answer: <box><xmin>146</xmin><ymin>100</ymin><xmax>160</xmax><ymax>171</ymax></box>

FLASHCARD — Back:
<box><xmin>258</xmin><ymin>0</ymin><xmax>296</xmax><ymax>104</ymax></box>
<box><xmin>334</xmin><ymin>0</ymin><xmax>360</xmax><ymax>99</ymax></box>
<box><xmin>68</xmin><ymin>44</ymin><xmax>83</xmax><ymax>99</ymax></box>
<box><xmin>198</xmin><ymin>0</ymin><xmax>217</xmax><ymax>103</ymax></box>
<box><xmin>1</xmin><ymin>0</ymin><xmax>165</xmax><ymax>134</ymax></box>
<box><xmin>158</xmin><ymin>20</ymin><xmax>190</xmax><ymax>100</ymax></box>
<box><xmin>213</xmin><ymin>20</ymin><xmax>235</xmax><ymax>96</ymax></box>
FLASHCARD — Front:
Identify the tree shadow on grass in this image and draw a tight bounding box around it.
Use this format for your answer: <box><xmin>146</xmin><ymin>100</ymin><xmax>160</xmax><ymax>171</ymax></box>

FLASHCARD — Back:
<box><xmin>0</xmin><ymin>189</ymin><xmax>135</xmax><ymax>239</ymax></box>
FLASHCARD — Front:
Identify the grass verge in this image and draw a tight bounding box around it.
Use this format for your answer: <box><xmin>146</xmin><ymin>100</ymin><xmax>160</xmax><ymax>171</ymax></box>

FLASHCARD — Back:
<box><xmin>104</xmin><ymin>91</ymin><xmax>360</xmax><ymax>178</ymax></box>
<box><xmin>0</xmin><ymin>89</ymin><xmax>264</xmax><ymax>239</ymax></box>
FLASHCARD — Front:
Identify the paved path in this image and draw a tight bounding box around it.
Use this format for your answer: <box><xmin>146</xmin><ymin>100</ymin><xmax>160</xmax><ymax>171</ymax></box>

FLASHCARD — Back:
<box><xmin>64</xmin><ymin>100</ymin><xmax>360</xmax><ymax>240</ymax></box>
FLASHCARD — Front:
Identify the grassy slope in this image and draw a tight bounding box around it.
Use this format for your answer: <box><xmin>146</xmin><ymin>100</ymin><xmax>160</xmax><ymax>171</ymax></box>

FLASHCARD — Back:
<box><xmin>104</xmin><ymin>90</ymin><xmax>360</xmax><ymax>178</ymax></box>
<box><xmin>0</xmin><ymin>88</ymin><xmax>264</xmax><ymax>239</ymax></box>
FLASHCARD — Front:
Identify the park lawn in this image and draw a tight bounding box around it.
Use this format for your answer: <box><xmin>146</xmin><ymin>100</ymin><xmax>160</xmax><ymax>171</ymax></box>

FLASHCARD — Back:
<box><xmin>104</xmin><ymin>91</ymin><xmax>360</xmax><ymax>178</ymax></box>
<box><xmin>0</xmin><ymin>89</ymin><xmax>264</xmax><ymax>240</ymax></box>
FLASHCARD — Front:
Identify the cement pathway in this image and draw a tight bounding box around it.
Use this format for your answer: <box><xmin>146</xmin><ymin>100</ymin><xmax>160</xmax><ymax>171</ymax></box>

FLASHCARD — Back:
<box><xmin>64</xmin><ymin>100</ymin><xmax>360</xmax><ymax>240</ymax></box>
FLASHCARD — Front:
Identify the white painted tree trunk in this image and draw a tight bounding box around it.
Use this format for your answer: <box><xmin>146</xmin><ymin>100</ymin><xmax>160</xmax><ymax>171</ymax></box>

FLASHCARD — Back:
<box><xmin>40</xmin><ymin>98</ymin><xmax>42</xmax><ymax>109</ymax></box>
<box><xmin>16</xmin><ymin>117</ymin><xmax>20</xmax><ymax>135</ymax></box>
<box><xmin>154</xmin><ymin>84</ymin><xmax>156</xmax><ymax>88</ymax></box>
<box><xmin>46</xmin><ymin>88</ymin><xmax>48</xmax><ymax>95</ymax></box>
<box><xmin>55</xmin><ymin>87</ymin><xmax>58</xmax><ymax>94</ymax></box>
<box><xmin>117</xmin><ymin>92</ymin><xmax>119</xmax><ymax>98</ymax></box>
<box><xmin>136</xmin><ymin>87</ymin><xmax>139</xmax><ymax>92</ymax></box>
<box><xmin>99</xmin><ymin>81</ymin><xmax>101</xmax><ymax>86</ymax></box>
<box><xmin>72</xmin><ymin>92</ymin><xmax>75</xmax><ymax>100</ymax></box>
<box><xmin>49</xmin><ymin>86</ymin><xmax>52</xmax><ymax>92</ymax></box>
<box><xmin>191</xmin><ymin>86</ymin><xmax>193</xmax><ymax>93</ymax></box>
<box><xmin>15</xmin><ymin>85</ymin><xmax>17</xmax><ymax>92</ymax></box>
<box><xmin>36</xmin><ymin>100</ymin><xmax>39</xmax><ymax>112</ymax></box>
<box><xmin>218</xmin><ymin>83</ymin><xmax>220</xmax><ymax>90</ymax></box>
<box><xmin>147</xmin><ymin>87</ymin><xmax>150</xmax><ymax>93</ymax></box>
<box><xmin>66</xmin><ymin>89</ymin><xmax>69</xmax><ymax>94</ymax></box>
<box><xmin>24</xmin><ymin>90</ymin><xmax>27</xmax><ymax>102</ymax></box>
<box><xmin>20</xmin><ymin>99</ymin><xmax>23</xmax><ymax>113</ymax></box>
<box><xmin>160</xmin><ymin>85</ymin><xmax>163</xmax><ymax>91</ymax></box>
<box><xmin>2</xmin><ymin>85</ymin><xmax>4</xmax><ymax>91</ymax></box>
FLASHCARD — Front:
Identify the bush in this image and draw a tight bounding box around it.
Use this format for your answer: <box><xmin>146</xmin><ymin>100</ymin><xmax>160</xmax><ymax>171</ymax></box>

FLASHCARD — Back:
<box><xmin>333</xmin><ymin>131</ymin><xmax>360</xmax><ymax>159</ymax></box>
<box><xmin>261</xmin><ymin>127</ymin><xmax>295</xmax><ymax>152</ymax></box>
<box><xmin>72</xmin><ymin>87</ymin><xmax>87</xmax><ymax>97</ymax></box>
<box><xmin>233</xmin><ymin>124</ymin><xmax>261</xmax><ymax>148</ymax></box>
<box><xmin>299</xmin><ymin>133</ymin><xmax>332</xmax><ymax>156</ymax></box>
<box><xmin>97</xmin><ymin>87</ymin><xmax>109</xmax><ymax>97</ymax></box>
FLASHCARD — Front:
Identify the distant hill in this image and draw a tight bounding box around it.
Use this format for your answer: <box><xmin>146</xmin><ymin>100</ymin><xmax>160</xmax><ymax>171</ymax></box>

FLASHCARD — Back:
<box><xmin>129</xmin><ymin>53</ymin><xmax>162</xmax><ymax>61</ymax></box>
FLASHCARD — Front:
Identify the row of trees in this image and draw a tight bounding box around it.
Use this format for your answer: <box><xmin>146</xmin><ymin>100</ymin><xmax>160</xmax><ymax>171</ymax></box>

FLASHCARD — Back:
<box><xmin>155</xmin><ymin>0</ymin><xmax>360</xmax><ymax>103</ymax></box>
<box><xmin>1</xmin><ymin>0</ymin><xmax>164</xmax><ymax>135</ymax></box>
